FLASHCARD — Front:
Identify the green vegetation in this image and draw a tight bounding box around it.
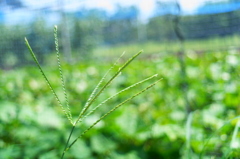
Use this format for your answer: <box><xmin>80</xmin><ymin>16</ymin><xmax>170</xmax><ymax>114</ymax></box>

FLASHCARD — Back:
<box><xmin>93</xmin><ymin>35</ymin><xmax>240</xmax><ymax>58</ymax></box>
<box><xmin>0</xmin><ymin>37</ymin><xmax>239</xmax><ymax>158</ymax></box>
<box><xmin>0</xmin><ymin>3</ymin><xmax>240</xmax><ymax>158</ymax></box>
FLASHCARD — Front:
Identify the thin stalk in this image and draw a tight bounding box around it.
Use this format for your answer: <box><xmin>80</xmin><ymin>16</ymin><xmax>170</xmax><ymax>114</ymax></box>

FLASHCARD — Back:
<box><xmin>219</xmin><ymin>119</ymin><xmax>240</xmax><ymax>158</ymax></box>
<box><xmin>64</xmin><ymin>78</ymin><xmax>162</xmax><ymax>153</ymax></box>
<box><xmin>25</xmin><ymin>38</ymin><xmax>73</xmax><ymax>125</ymax></box>
<box><xmin>230</xmin><ymin>119</ymin><xmax>240</xmax><ymax>148</ymax></box>
<box><xmin>186</xmin><ymin>112</ymin><xmax>193</xmax><ymax>159</ymax></box>
<box><xmin>61</xmin><ymin>125</ymin><xmax>75</xmax><ymax>159</ymax></box>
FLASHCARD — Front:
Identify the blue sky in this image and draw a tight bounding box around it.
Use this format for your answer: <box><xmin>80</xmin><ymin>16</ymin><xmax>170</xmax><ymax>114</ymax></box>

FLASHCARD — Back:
<box><xmin>1</xmin><ymin>0</ymin><xmax>227</xmax><ymax>24</ymax></box>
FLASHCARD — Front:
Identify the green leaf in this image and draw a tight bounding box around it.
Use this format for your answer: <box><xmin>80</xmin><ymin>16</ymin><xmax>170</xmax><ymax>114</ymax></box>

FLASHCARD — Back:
<box><xmin>110</xmin><ymin>151</ymin><xmax>140</xmax><ymax>159</ymax></box>
<box><xmin>91</xmin><ymin>134</ymin><xmax>116</xmax><ymax>154</ymax></box>
<box><xmin>116</xmin><ymin>107</ymin><xmax>138</xmax><ymax>136</ymax></box>
<box><xmin>0</xmin><ymin>102</ymin><xmax>17</xmax><ymax>122</ymax></box>
<box><xmin>35</xmin><ymin>105</ymin><xmax>64</xmax><ymax>128</ymax></box>
<box><xmin>68</xmin><ymin>139</ymin><xmax>92</xmax><ymax>158</ymax></box>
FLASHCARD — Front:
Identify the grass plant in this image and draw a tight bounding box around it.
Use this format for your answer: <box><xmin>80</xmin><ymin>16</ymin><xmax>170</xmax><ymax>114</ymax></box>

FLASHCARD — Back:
<box><xmin>25</xmin><ymin>25</ymin><xmax>161</xmax><ymax>158</ymax></box>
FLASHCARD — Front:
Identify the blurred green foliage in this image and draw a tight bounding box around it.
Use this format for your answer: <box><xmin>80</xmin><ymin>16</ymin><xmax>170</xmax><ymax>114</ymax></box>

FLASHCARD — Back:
<box><xmin>0</xmin><ymin>49</ymin><xmax>239</xmax><ymax>158</ymax></box>
<box><xmin>0</xmin><ymin>2</ymin><xmax>239</xmax><ymax>158</ymax></box>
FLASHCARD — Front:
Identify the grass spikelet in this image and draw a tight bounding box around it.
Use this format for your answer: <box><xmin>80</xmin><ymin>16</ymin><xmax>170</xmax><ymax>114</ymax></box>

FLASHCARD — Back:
<box><xmin>54</xmin><ymin>25</ymin><xmax>73</xmax><ymax>125</ymax></box>
<box><xmin>76</xmin><ymin>51</ymin><xmax>125</xmax><ymax>125</ymax></box>
<box><xmin>80</xmin><ymin>74</ymin><xmax>160</xmax><ymax>124</ymax></box>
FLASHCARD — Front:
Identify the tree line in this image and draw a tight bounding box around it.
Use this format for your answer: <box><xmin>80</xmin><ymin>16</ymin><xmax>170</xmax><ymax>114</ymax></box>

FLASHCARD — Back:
<box><xmin>0</xmin><ymin>5</ymin><xmax>240</xmax><ymax>68</ymax></box>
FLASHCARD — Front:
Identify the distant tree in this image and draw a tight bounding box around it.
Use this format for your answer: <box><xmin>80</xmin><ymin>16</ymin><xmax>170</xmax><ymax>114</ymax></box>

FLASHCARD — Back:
<box><xmin>71</xmin><ymin>10</ymin><xmax>105</xmax><ymax>59</ymax></box>
<box><xmin>147</xmin><ymin>1</ymin><xmax>179</xmax><ymax>42</ymax></box>
<box><xmin>147</xmin><ymin>15</ymin><xmax>176</xmax><ymax>42</ymax></box>
<box><xmin>181</xmin><ymin>2</ymin><xmax>240</xmax><ymax>40</ymax></box>
<box><xmin>0</xmin><ymin>24</ymin><xmax>29</xmax><ymax>68</ymax></box>
<box><xmin>27</xmin><ymin>19</ymin><xmax>54</xmax><ymax>64</ymax></box>
<box><xmin>103</xmin><ymin>5</ymin><xmax>139</xmax><ymax>45</ymax></box>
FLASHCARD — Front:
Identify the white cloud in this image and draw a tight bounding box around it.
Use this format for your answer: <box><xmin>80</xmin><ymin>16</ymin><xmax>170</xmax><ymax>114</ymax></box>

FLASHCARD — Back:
<box><xmin>138</xmin><ymin>0</ymin><xmax>155</xmax><ymax>20</ymax></box>
<box><xmin>179</xmin><ymin>0</ymin><xmax>206</xmax><ymax>13</ymax></box>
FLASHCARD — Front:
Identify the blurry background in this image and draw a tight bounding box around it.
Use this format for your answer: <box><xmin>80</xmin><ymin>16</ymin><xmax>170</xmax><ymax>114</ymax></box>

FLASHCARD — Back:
<box><xmin>0</xmin><ymin>0</ymin><xmax>240</xmax><ymax>68</ymax></box>
<box><xmin>0</xmin><ymin>0</ymin><xmax>239</xmax><ymax>158</ymax></box>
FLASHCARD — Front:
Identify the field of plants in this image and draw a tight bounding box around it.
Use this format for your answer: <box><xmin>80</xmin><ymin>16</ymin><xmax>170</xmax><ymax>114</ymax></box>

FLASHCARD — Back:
<box><xmin>0</xmin><ymin>41</ymin><xmax>239</xmax><ymax>158</ymax></box>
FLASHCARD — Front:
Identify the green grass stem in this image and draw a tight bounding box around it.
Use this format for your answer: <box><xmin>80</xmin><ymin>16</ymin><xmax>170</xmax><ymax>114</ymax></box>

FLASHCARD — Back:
<box><xmin>230</xmin><ymin>119</ymin><xmax>240</xmax><ymax>148</ymax></box>
<box><xmin>186</xmin><ymin>112</ymin><xmax>193</xmax><ymax>159</ymax></box>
